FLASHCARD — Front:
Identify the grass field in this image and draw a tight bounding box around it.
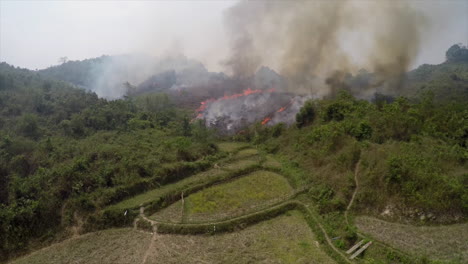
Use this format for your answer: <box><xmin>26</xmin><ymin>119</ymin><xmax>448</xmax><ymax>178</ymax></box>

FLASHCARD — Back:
<box><xmin>233</xmin><ymin>148</ymin><xmax>259</xmax><ymax>159</ymax></box>
<box><xmin>10</xmin><ymin>228</ymin><xmax>152</xmax><ymax>264</ymax></box>
<box><xmin>355</xmin><ymin>216</ymin><xmax>468</xmax><ymax>262</ymax></box>
<box><xmin>263</xmin><ymin>155</ymin><xmax>283</xmax><ymax>169</ymax></box>
<box><xmin>183</xmin><ymin>170</ymin><xmax>293</xmax><ymax>222</ymax></box>
<box><xmin>11</xmin><ymin>212</ymin><xmax>335</xmax><ymax>264</ymax></box>
<box><xmin>107</xmin><ymin>144</ymin><xmax>260</xmax><ymax>211</ymax></box>
<box><xmin>108</xmin><ymin>167</ymin><xmax>227</xmax><ymax>210</ymax></box>
<box><xmin>221</xmin><ymin>157</ymin><xmax>260</xmax><ymax>171</ymax></box>
<box><xmin>150</xmin><ymin>199</ymin><xmax>184</xmax><ymax>223</ymax></box>
<box><xmin>217</xmin><ymin>142</ymin><xmax>249</xmax><ymax>152</ymax></box>
<box><xmin>145</xmin><ymin>211</ymin><xmax>336</xmax><ymax>264</ymax></box>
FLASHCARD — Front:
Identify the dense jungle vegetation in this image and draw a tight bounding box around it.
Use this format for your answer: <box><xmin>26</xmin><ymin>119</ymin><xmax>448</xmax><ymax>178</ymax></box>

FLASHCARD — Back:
<box><xmin>0</xmin><ymin>62</ymin><xmax>218</xmax><ymax>260</ymax></box>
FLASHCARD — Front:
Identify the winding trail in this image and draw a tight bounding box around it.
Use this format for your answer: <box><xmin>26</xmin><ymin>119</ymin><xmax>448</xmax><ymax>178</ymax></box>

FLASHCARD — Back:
<box><xmin>298</xmin><ymin>201</ymin><xmax>354</xmax><ymax>264</ymax></box>
<box><xmin>345</xmin><ymin>159</ymin><xmax>361</xmax><ymax>226</ymax></box>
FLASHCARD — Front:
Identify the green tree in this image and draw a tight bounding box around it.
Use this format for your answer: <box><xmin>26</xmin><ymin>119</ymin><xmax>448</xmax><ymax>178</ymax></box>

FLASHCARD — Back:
<box><xmin>18</xmin><ymin>114</ymin><xmax>40</xmax><ymax>139</ymax></box>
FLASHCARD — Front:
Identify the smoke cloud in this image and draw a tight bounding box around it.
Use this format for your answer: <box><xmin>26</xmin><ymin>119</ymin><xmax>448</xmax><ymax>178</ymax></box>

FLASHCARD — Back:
<box><xmin>223</xmin><ymin>0</ymin><xmax>429</xmax><ymax>97</ymax></box>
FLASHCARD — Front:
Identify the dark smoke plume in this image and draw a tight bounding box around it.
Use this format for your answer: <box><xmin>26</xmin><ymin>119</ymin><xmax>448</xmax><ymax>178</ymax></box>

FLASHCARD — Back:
<box><xmin>224</xmin><ymin>0</ymin><xmax>429</xmax><ymax>98</ymax></box>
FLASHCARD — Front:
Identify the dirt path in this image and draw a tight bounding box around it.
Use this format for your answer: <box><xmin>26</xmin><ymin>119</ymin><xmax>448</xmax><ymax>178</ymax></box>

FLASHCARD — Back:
<box><xmin>141</xmin><ymin>228</ymin><xmax>157</xmax><ymax>264</ymax></box>
<box><xmin>298</xmin><ymin>202</ymin><xmax>353</xmax><ymax>264</ymax></box>
<box><xmin>345</xmin><ymin>159</ymin><xmax>361</xmax><ymax>226</ymax></box>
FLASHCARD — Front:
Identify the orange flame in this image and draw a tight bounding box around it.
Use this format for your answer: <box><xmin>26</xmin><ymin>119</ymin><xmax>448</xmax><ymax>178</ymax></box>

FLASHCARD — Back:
<box><xmin>261</xmin><ymin>99</ymin><xmax>296</xmax><ymax>126</ymax></box>
<box><xmin>195</xmin><ymin>88</ymin><xmax>275</xmax><ymax>119</ymax></box>
<box><xmin>277</xmin><ymin>107</ymin><xmax>286</xmax><ymax>113</ymax></box>
<box><xmin>261</xmin><ymin>117</ymin><xmax>272</xmax><ymax>125</ymax></box>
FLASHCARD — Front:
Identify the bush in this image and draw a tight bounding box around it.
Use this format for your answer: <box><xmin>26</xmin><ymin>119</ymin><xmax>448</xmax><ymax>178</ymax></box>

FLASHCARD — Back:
<box><xmin>296</xmin><ymin>101</ymin><xmax>315</xmax><ymax>128</ymax></box>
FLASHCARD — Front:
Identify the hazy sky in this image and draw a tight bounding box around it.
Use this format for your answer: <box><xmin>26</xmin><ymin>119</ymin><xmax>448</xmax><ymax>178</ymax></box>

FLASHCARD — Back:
<box><xmin>0</xmin><ymin>0</ymin><xmax>467</xmax><ymax>72</ymax></box>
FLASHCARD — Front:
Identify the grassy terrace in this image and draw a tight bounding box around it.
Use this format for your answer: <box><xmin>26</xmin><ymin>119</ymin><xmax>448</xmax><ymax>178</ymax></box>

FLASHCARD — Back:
<box><xmin>233</xmin><ymin>148</ymin><xmax>259</xmax><ymax>159</ymax></box>
<box><xmin>106</xmin><ymin>143</ymin><xmax>259</xmax><ymax>211</ymax></box>
<box><xmin>221</xmin><ymin>157</ymin><xmax>261</xmax><ymax>171</ymax></box>
<box><xmin>11</xmin><ymin>212</ymin><xmax>335</xmax><ymax>264</ymax></box>
<box><xmin>262</xmin><ymin>154</ymin><xmax>283</xmax><ymax>169</ymax></box>
<box><xmin>217</xmin><ymin>142</ymin><xmax>250</xmax><ymax>152</ymax></box>
<box><xmin>106</xmin><ymin>167</ymin><xmax>228</xmax><ymax>211</ymax></box>
<box><xmin>147</xmin><ymin>211</ymin><xmax>336</xmax><ymax>264</ymax></box>
<box><xmin>355</xmin><ymin>216</ymin><xmax>468</xmax><ymax>262</ymax></box>
<box><xmin>10</xmin><ymin>229</ymin><xmax>152</xmax><ymax>264</ymax></box>
<box><xmin>184</xmin><ymin>170</ymin><xmax>293</xmax><ymax>222</ymax></box>
<box><xmin>151</xmin><ymin>170</ymin><xmax>293</xmax><ymax>222</ymax></box>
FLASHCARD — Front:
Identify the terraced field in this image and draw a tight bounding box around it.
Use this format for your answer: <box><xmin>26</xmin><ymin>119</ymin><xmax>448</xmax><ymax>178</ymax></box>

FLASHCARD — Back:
<box><xmin>355</xmin><ymin>216</ymin><xmax>468</xmax><ymax>262</ymax></box>
<box><xmin>144</xmin><ymin>211</ymin><xmax>336</xmax><ymax>264</ymax></box>
<box><xmin>10</xmin><ymin>142</ymin><xmax>343</xmax><ymax>264</ymax></box>
<box><xmin>107</xmin><ymin>167</ymin><xmax>227</xmax><ymax>211</ymax></box>
<box><xmin>11</xmin><ymin>212</ymin><xmax>335</xmax><ymax>264</ymax></box>
<box><xmin>151</xmin><ymin>170</ymin><xmax>293</xmax><ymax>222</ymax></box>
<box><xmin>107</xmin><ymin>143</ymin><xmax>258</xmax><ymax>211</ymax></box>
<box><xmin>10</xmin><ymin>229</ymin><xmax>152</xmax><ymax>264</ymax></box>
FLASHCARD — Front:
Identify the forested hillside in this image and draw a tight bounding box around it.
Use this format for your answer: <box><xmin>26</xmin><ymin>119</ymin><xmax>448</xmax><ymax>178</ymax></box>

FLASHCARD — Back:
<box><xmin>0</xmin><ymin>45</ymin><xmax>467</xmax><ymax>264</ymax></box>
<box><xmin>0</xmin><ymin>63</ymin><xmax>218</xmax><ymax>260</ymax></box>
<box><xmin>405</xmin><ymin>45</ymin><xmax>468</xmax><ymax>101</ymax></box>
<box><xmin>252</xmin><ymin>90</ymin><xmax>466</xmax><ymax>217</ymax></box>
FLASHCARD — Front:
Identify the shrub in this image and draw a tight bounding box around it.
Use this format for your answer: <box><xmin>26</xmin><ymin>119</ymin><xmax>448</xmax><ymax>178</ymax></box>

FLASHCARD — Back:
<box><xmin>296</xmin><ymin>101</ymin><xmax>315</xmax><ymax>128</ymax></box>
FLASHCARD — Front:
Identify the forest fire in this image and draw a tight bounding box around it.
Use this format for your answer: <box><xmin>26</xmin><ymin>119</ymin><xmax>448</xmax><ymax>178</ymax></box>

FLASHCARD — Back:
<box><xmin>260</xmin><ymin>99</ymin><xmax>296</xmax><ymax>126</ymax></box>
<box><xmin>195</xmin><ymin>88</ymin><xmax>275</xmax><ymax>119</ymax></box>
<box><xmin>261</xmin><ymin>117</ymin><xmax>272</xmax><ymax>125</ymax></box>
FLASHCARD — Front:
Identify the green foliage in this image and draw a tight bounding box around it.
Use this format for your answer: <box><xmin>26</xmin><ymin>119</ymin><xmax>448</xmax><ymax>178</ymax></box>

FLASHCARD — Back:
<box><xmin>446</xmin><ymin>44</ymin><xmax>468</xmax><ymax>62</ymax></box>
<box><xmin>17</xmin><ymin>114</ymin><xmax>40</xmax><ymax>139</ymax></box>
<box><xmin>296</xmin><ymin>100</ymin><xmax>315</xmax><ymax>128</ymax></box>
<box><xmin>258</xmin><ymin>89</ymin><xmax>467</xmax><ymax>220</ymax></box>
<box><xmin>0</xmin><ymin>63</ymin><xmax>221</xmax><ymax>259</ymax></box>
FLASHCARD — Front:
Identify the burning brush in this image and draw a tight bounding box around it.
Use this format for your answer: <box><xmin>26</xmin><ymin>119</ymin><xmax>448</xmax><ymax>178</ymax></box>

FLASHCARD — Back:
<box><xmin>194</xmin><ymin>88</ymin><xmax>310</xmax><ymax>134</ymax></box>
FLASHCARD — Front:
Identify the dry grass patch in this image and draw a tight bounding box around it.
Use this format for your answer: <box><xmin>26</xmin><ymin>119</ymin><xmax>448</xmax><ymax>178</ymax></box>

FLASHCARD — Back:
<box><xmin>10</xmin><ymin>228</ymin><xmax>151</xmax><ymax>264</ymax></box>
<box><xmin>145</xmin><ymin>211</ymin><xmax>336</xmax><ymax>264</ymax></box>
<box><xmin>184</xmin><ymin>170</ymin><xmax>293</xmax><ymax>222</ymax></box>
<box><xmin>355</xmin><ymin>216</ymin><xmax>468</xmax><ymax>262</ymax></box>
